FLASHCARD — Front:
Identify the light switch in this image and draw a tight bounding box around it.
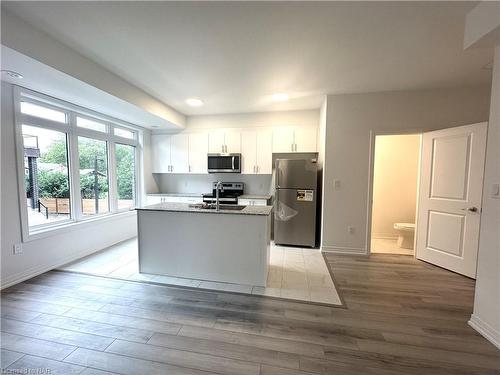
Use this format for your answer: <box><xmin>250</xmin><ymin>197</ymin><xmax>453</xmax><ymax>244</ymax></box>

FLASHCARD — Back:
<box><xmin>333</xmin><ymin>179</ymin><xmax>341</xmax><ymax>190</ymax></box>
<box><xmin>492</xmin><ymin>183</ymin><xmax>500</xmax><ymax>199</ymax></box>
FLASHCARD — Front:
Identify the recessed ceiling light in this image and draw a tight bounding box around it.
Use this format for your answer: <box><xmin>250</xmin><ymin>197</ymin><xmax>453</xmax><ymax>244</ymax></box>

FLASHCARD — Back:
<box><xmin>271</xmin><ymin>93</ymin><xmax>289</xmax><ymax>102</ymax></box>
<box><xmin>1</xmin><ymin>70</ymin><xmax>23</xmax><ymax>79</ymax></box>
<box><xmin>186</xmin><ymin>98</ymin><xmax>204</xmax><ymax>107</ymax></box>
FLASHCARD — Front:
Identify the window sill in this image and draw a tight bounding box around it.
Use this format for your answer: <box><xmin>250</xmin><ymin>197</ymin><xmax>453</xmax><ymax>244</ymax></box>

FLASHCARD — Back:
<box><xmin>23</xmin><ymin>210</ymin><xmax>137</xmax><ymax>243</ymax></box>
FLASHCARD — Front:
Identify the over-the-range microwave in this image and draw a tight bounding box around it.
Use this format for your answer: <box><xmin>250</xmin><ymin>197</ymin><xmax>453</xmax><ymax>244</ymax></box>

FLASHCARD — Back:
<box><xmin>207</xmin><ymin>153</ymin><xmax>241</xmax><ymax>173</ymax></box>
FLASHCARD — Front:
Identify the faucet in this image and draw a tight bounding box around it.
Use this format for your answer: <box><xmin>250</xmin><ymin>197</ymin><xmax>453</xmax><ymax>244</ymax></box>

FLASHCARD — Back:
<box><xmin>215</xmin><ymin>181</ymin><xmax>224</xmax><ymax>211</ymax></box>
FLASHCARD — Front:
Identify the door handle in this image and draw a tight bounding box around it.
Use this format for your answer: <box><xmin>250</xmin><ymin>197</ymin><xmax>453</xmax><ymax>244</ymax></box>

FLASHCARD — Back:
<box><xmin>232</xmin><ymin>156</ymin><xmax>235</xmax><ymax>170</ymax></box>
<box><xmin>462</xmin><ymin>207</ymin><xmax>478</xmax><ymax>212</ymax></box>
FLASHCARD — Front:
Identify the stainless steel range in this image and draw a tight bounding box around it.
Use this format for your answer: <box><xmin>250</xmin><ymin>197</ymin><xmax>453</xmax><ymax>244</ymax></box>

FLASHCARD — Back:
<box><xmin>202</xmin><ymin>182</ymin><xmax>244</xmax><ymax>205</ymax></box>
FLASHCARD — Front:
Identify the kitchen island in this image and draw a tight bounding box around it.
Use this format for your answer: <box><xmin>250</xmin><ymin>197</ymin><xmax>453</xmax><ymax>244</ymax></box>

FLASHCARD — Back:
<box><xmin>136</xmin><ymin>202</ymin><xmax>272</xmax><ymax>286</ymax></box>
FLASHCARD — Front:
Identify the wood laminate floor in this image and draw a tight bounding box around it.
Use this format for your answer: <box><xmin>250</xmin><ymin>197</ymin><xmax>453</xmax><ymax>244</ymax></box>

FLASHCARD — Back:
<box><xmin>1</xmin><ymin>253</ymin><xmax>499</xmax><ymax>374</ymax></box>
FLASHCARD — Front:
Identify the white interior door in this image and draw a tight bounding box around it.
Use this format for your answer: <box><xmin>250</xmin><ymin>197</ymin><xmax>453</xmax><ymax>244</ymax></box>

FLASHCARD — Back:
<box><xmin>416</xmin><ymin>122</ymin><xmax>487</xmax><ymax>278</ymax></box>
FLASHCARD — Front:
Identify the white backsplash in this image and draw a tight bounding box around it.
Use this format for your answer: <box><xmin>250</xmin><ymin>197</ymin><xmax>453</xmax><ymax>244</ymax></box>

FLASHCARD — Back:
<box><xmin>153</xmin><ymin>174</ymin><xmax>273</xmax><ymax>196</ymax></box>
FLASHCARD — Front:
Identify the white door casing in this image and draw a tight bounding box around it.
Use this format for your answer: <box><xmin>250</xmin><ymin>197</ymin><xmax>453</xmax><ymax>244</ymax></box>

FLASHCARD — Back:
<box><xmin>416</xmin><ymin>122</ymin><xmax>488</xmax><ymax>278</ymax></box>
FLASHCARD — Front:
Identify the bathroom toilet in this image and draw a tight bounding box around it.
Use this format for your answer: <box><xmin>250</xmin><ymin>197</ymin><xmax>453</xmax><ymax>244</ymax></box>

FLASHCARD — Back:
<box><xmin>393</xmin><ymin>222</ymin><xmax>415</xmax><ymax>249</ymax></box>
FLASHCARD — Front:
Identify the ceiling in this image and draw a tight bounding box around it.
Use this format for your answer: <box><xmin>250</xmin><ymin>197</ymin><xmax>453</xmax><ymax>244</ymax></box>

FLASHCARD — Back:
<box><xmin>2</xmin><ymin>1</ymin><xmax>493</xmax><ymax>116</ymax></box>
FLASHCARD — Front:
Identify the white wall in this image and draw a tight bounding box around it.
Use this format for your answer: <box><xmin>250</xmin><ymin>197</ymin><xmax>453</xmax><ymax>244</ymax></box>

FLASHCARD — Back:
<box><xmin>470</xmin><ymin>46</ymin><xmax>500</xmax><ymax>349</ymax></box>
<box><xmin>1</xmin><ymin>82</ymin><xmax>137</xmax><ymax>288</ymax></box>
<box><xmin>321</xmin><ymin>85</ymin><xmax>491</xmax><ymax>253</ymax></box>
<box><xmin>371</xmin><ymin>134</ymin><xmax>420</xmax><ymax>239</ymax></box>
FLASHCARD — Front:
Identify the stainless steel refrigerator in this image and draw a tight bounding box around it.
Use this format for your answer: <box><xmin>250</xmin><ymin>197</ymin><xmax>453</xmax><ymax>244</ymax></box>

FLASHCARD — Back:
<box><xmin>274</xmin><ymin>158</ymin><xmax>317</xmax><ymax>247</ymax></box>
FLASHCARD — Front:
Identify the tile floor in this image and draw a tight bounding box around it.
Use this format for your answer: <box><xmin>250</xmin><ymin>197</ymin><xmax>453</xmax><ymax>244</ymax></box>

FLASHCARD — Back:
<box><xmin>371</xmin><ymin>237</ymin><xmax>414</xmax><ymax>255</ymax></box>
<box><xmin>59</xmin><ymin>238</ymin><xmax>342</xmax><ymax>306</ymax></box>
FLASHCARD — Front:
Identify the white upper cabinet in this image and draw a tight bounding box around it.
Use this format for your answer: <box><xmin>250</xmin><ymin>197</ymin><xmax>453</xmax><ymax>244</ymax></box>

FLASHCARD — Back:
<box><xmin>272</xmin><ymin>126</ymin><xmax>317</xmax><ymax>153</ymax></box>
<box><xmin>208</xmin><ymin>130</ymin><xmax>225</xmax><ymax>153</ymax></box>
<box><xmin>256</xmin><ymin>128</ymin><xmax>273</xmax><ymax>174</ymax></box>
<box><xmin>208</xmin><ymin>129</ymin><xmax>241</xmax><ymax>153</ymax></box>
<box><xmin>152</xmin><ymin>134</ymin><xmax>171</xmax><ymax>173</ymax></box>
<box><xmin>272</xmin><ymin>127</ymin><xmax>295</xmax><ymax>153</ymax></box>
<box><xmin>294</xmin><ymin>126</ymin><xmax>317</xmax><ymax>152</ymax></box>
<box><xmin>241</xmin><ymin>130</ymin><xmax>257</xmax><ymax>174</ymax></box>
<box><xmin>170</xmin><ymin>134</ymin><xmax>189</xmax><ymax>173</ymax></box>
<box><xmin>241</xmin><ymin>128</ymin><xmax>272</xmax><ymax>174</ymax></box>
<box><xmin>188</xmin><ymin>132</ymin><xmax>208</xmax><ymax>173</ymax></box>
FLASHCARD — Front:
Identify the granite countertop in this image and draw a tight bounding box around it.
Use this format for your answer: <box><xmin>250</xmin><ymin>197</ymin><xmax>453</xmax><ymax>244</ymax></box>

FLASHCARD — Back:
<box><xmin>137</xmin><ymin>202</ymin><xmax>273</xmax><ymax>216</ymax></box>
<box><xmin>146</xmin><ymin>193</ymin><xmax>203</xmax><ymax>197</ymax></box>
<box><xmin>239</xmin><ymin>194</ymin><xmax>273</xmax><ymax>200</ymax></box>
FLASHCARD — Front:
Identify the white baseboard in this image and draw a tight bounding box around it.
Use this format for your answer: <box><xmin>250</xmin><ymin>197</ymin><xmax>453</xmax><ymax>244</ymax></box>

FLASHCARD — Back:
<box><xmin>0</xmin><ymin>236</ymin><xmax>135</xmax><ymax>289</ymax></box>
<box><xmin>321</xmin><ymin>245</ymin><xmax>367</xmax><ymax>255</ymax></box>
<box><xmin>469</xmin><ymin>314</ymin><xmax>500</xmax><ymax>350</ymax></box>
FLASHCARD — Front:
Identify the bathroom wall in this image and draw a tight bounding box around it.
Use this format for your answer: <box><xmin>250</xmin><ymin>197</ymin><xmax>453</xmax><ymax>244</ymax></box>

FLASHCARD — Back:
<box><xmin>154</xmin><ymin>173</ymin><xmax>273</xmax><ymax>195</ymax></box>
<box><xmin>371</xmin><ymin>134</ymin><xmax>421</xmax><ymax>239</ymax></box>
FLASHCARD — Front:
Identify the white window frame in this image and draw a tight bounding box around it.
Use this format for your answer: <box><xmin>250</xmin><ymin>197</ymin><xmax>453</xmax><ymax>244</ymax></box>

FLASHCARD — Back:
<box><xmin>14</xmin><ymin>86</ymin><xmax>142</xmax><ymax>242</ymax></box>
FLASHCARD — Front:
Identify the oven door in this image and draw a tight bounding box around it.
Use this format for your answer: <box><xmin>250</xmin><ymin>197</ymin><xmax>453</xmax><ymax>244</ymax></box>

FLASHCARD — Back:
<box><xmin>207</xmin><ymin>154</ymin><xmax>241</xmax><ymax>173</ymax></box>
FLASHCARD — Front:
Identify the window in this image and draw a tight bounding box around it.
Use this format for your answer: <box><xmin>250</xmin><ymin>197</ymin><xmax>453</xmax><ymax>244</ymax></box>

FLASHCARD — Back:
<box><xmin>116</xmin><ymin>143</ymin><xmax>136</xmax><ymax>210</ymax></box>
<box><xmin>21</xmin><ymin>125</ymin><xmax>71</xmax><ymax>227</ymax></box>
<box><xmin>78</xmin><ymin>137</ymin><xmax>110</xmax><ymax>216</ymax></box>
<box><xmin>21</xmin><ymin>101</ymin><xmax>66</xmax><ymax>123</ymax></box>
<box><xmin>15</xmin><ymin>88</ymin><xmax>140</xmax><ymax>238</ymax></box>
<box><xmin>114</xmin><ymin>127</ymin><xmax>135</xmax><ymax>140</ymax></box>
<box><xmin>77</xmin><ymin>116</ymin><xmax>107</xmax><ymax>132</ymax></box>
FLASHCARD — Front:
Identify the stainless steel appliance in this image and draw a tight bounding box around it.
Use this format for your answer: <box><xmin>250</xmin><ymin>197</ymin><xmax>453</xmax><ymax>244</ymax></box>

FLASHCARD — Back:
<box><xmin>275</xmin><ymin>159</ymin><xmax>317</xmax><ymax>247</ymax></box>
<box><xmin>207</xmin><ymin>153</ymin><xmax>241</xmax><ymax>173</ymax></box>
<box><xmin>202</xmin><ymin>182</ymin><xmax>244</xmax><ymax>205</ymax></box>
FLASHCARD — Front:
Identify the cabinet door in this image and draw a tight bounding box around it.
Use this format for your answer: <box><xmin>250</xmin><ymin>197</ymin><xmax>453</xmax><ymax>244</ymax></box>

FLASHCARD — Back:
<box><xmin>146</xmin><ymin>195</ymin><xmax>163</xmax><ymax>205</ymax></box>
<box><xmin>256</xmin><ymin>128</ymin><xmax>273</xmax><ymax>174</ymax></box>
<box><xmin>224</xmin><ymin>129</ymin><xmax>241</xmax><ymax>153</ymax></box>
<box><xmin>241</xmin><ymin>130</ymin><xmax>257</xmax><ymax>174</ymax></box>
<box><xmin>272</xmin><ymin>127</ymin><xmax>295</xmax><ymax>153</ymax></box>
<box><xmin>169</xmin><ymin>134</ymin><xmax>189</xmax><ymax>173</ymax></box>
<box><xmin>152</xmin><ymin>134</ymin><xmax>171</xmax><ymax>173</ymax></box>
<box><xmin>188</xmin><ymin>132</ymin><xmax>208</xmax><ymax>173</ymax></box>
<box><xmin>250</xmin><ymin>199</ymin><xmax>267</xmax><ymax>206</ymax></box>
<box><xmin>208</xmin><ymin>130</ymin><xmax>225</xmax><ymax>153</ymax></box>
<box><xmin>294</xmin><ymin>126</ymin><xmax>317</xmax><ymax>152</ymax></box>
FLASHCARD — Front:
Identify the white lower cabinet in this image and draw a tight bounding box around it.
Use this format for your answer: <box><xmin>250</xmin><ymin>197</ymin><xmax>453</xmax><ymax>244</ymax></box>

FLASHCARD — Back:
<box><xmin>146</xmin><ymin>195</ymin><xmax>203</xmax><ymax>205</ymax></box>
<box><xmin>238</xmin><ymin>198</ymin><xmax>268</xmax><ymax>206</ymax></box>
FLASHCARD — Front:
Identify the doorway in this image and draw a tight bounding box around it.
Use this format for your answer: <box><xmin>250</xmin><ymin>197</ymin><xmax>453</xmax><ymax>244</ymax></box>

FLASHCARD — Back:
<box><xmin>370</xmin><ymin>134</ymin><xmax>421</xmax><ymax>255</ymax></box>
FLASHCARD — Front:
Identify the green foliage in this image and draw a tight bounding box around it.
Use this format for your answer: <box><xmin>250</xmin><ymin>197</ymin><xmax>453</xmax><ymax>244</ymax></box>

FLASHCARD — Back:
<box><xmin>34</xmin><ymin>138</ymin><xmax>133</xmax><ymax>200</ymax></box>
<box><xmin>38</xmin><ymin>170</ymin><xmax>70</xmax><ymax>198</ymax></box>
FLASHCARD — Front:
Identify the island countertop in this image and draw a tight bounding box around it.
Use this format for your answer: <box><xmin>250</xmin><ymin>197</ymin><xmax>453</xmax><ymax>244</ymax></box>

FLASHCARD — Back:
<box><xmin>136</xmin><ymin>202</ymin><xmax>273</xmax><ymax>216</ymax></box>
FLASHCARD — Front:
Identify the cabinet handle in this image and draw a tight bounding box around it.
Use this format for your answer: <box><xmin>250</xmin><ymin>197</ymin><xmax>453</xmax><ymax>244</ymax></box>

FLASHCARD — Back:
<box><xmin>189</xmin><ymin>165</ymin><xmax>191</xmax><ymax>173</ymax></box>
<box><xmin>257</xmin><ymin>165</ymin><xmax>259</xmax><ymax>173</ymax></box>
<box><xmin>171</xmin><ymin>165</ymin><xmax>173</xmax><ymax>172</ymax></box>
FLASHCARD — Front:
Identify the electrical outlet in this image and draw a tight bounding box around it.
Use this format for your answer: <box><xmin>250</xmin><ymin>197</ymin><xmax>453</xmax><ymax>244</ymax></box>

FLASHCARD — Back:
<box><xmin>348</xmin><ymin>226</ymin><xmax>355</xmax><ymax>234</ymax></box>
<box><xmin>13</xmin><ymin>243</ymin><xmax>23</xmax><ymax>254</ymax></box>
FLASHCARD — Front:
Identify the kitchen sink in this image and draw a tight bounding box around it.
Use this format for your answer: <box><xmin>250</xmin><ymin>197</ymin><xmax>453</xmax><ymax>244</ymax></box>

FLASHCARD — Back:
<box><xmin>189</xmin><ymin>203</ymin><xmax>246</xmax><ymax>211</ymax></box>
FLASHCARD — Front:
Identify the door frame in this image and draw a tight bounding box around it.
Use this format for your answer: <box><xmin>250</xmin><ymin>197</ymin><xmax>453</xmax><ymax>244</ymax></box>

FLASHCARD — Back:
<box><xmin>366</xmin><ymin>129</ymin><xmax>423</xmax><ymax>255</ymax></box>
